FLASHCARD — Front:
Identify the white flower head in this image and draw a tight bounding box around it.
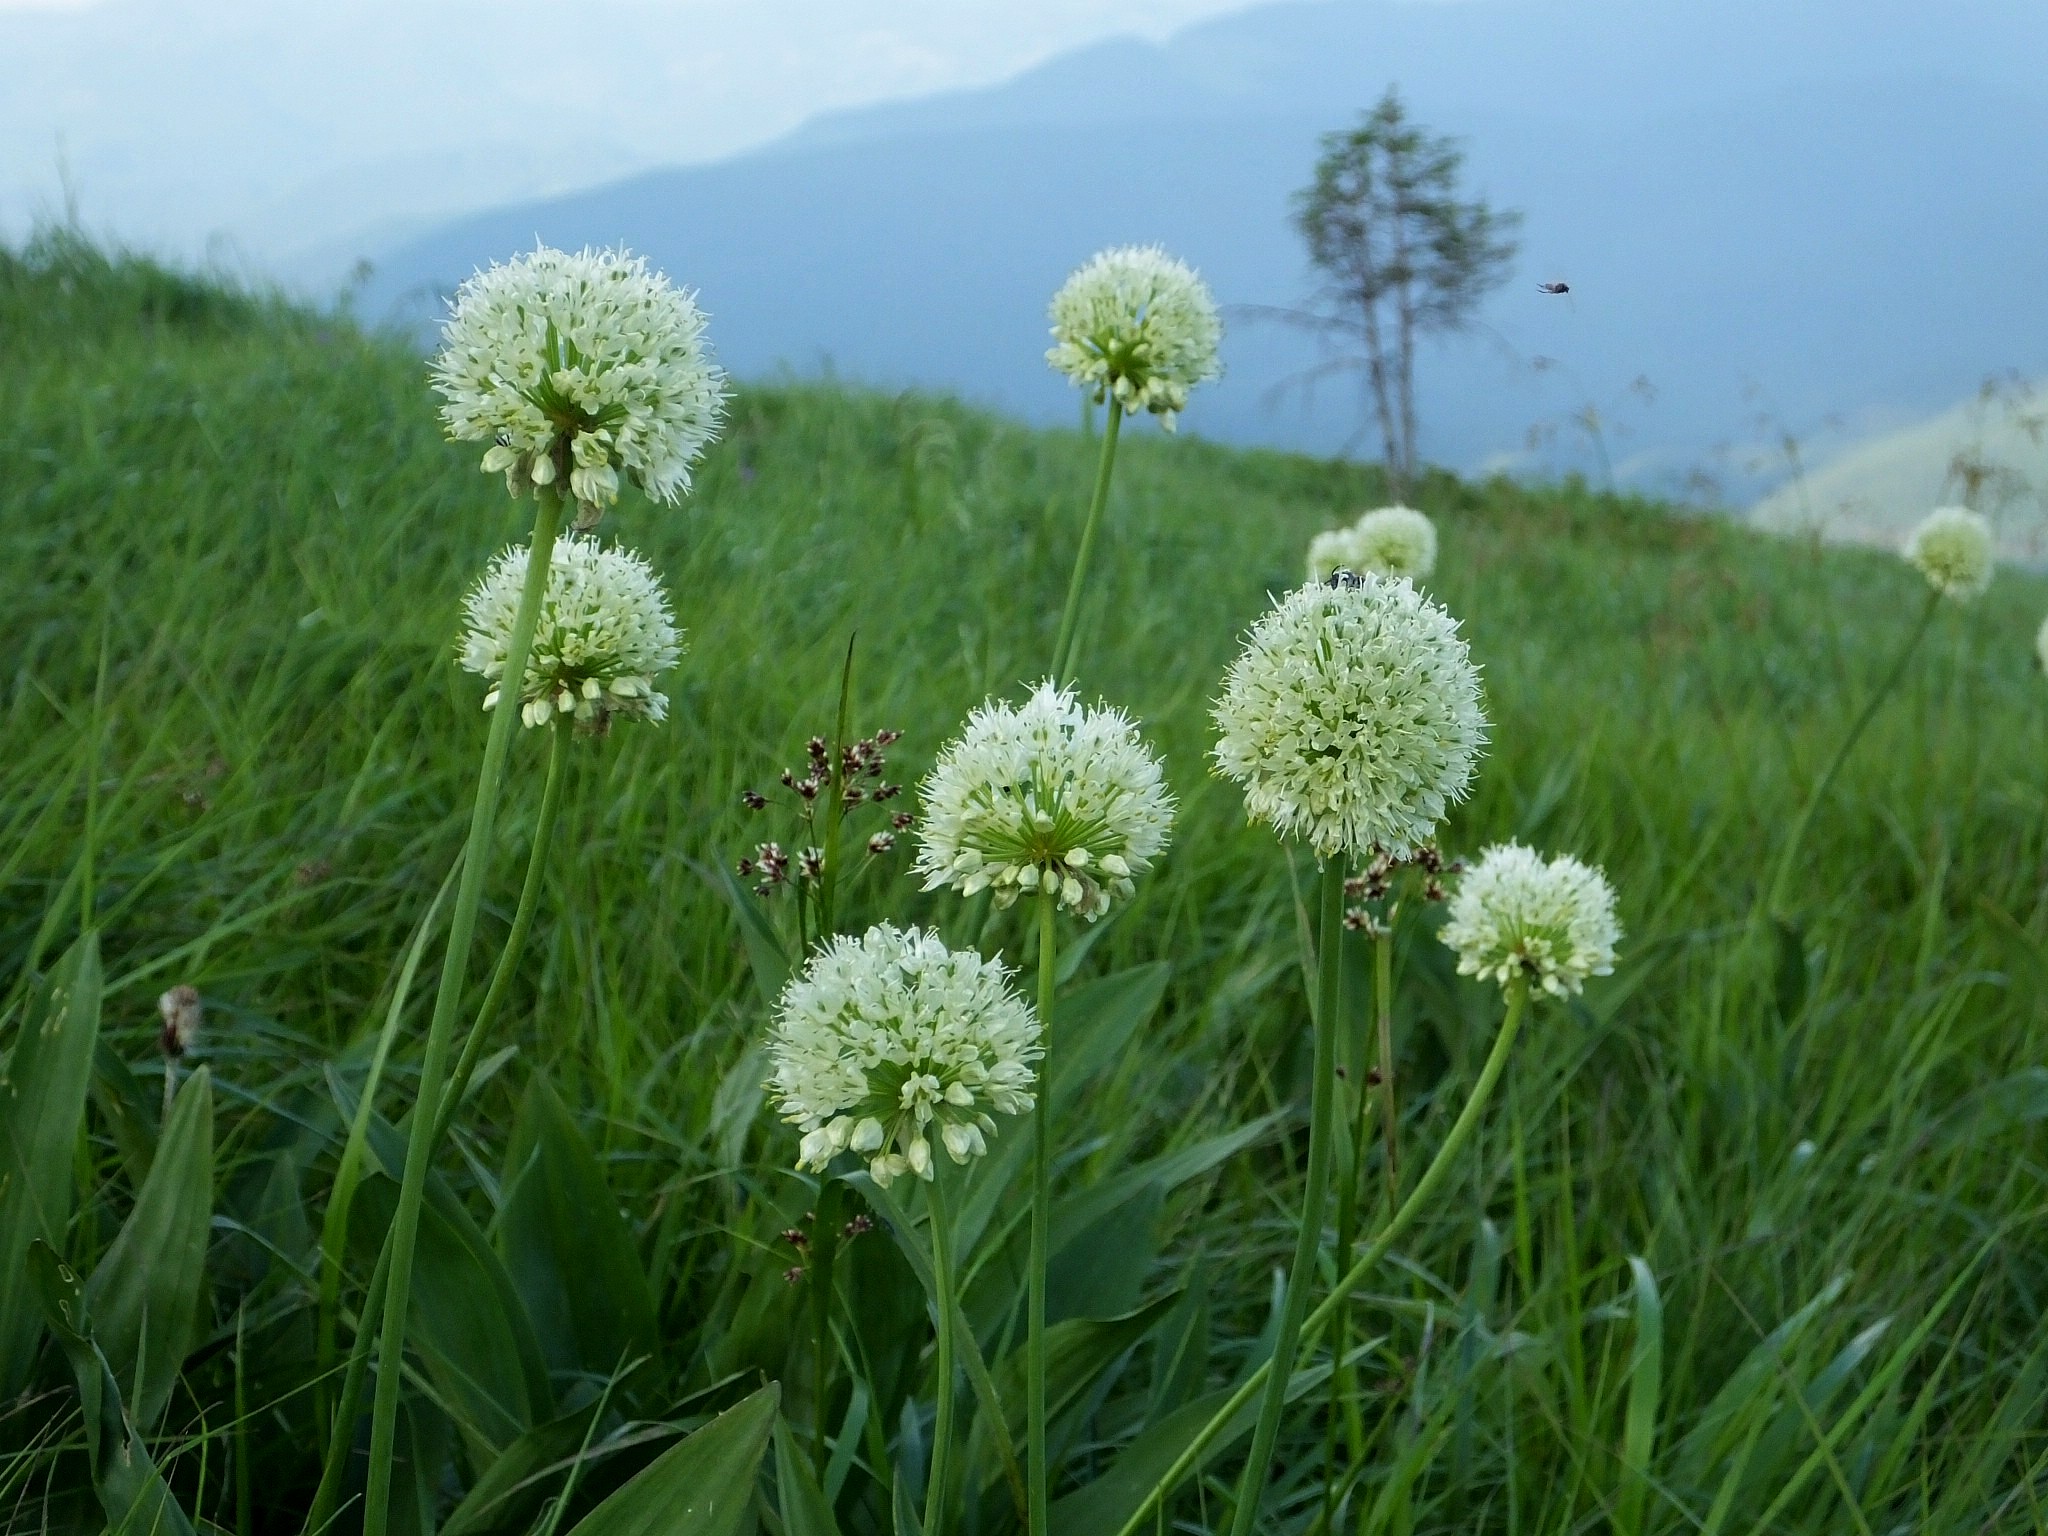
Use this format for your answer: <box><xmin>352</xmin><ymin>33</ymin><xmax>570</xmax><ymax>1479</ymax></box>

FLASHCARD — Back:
<box><xmin>1212</xmin><ymin>573</ymin><xmax>1486</xmax><ymax>860</ymax></box>
<box><xmin>766</xmin><ymin>924</ymin><xmax>1041</xmax><ymax>1187</ymax></box>
<box><xmin>1440</xmin><ymin>842</ymin><xmax>1620</xmax><ymax>998</ymax></box>
<box><xmin>1046</xmin><ymin>245</ymin><xmax>1221</xmax><ymax>430</ymax></box>
<box><xmin>431</xmin><ymin>245</ymin><xmax>728</xmax><ymax>521</ymax></box>
<box><xmin>2036</xmin><ymin>613</ymin><xmax>2048</xmax><ymax>674</ymax></box>
<box><xmin>1309</xmin><ymin>507</ymin><xmax>1438</xmax><ymax>582</ymax></box>
<box><xmin>915</xmin><ymin>681</ymin><xmax>1174</xmax><ymax>921</ymax></box>
<box><xmin>460</xmin><ymin>536</ymin><xmax>682</xmax><ymax>730</ymax></box>
<box><xmin>1903</xmin><ymin>505</ymin><xmax>1993</xmax><ymax>602</ymax></box>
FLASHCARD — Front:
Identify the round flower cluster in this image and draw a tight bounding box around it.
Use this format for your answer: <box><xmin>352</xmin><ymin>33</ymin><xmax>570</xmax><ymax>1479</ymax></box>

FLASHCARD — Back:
<box><xmin>915</xmin><ymin>681</ymin><xmax>1173</xmax><ymax>921</ymax></box>
<box><xmin>1440</xmin><ymin>842</ymin><xmax>1620</xmax><ymax>998</ymax></box>
<box><xmin>1902</xmin><ymin>505</ymin><xmax>1994</xmax><ymax>602</ymax></box>
<box><xmin>1046</xmin><ymin>245</ymin><xmax>1221</xmax><ymax>430</ymax></box>
<box><xmin>2036</xmin><ymin>614</ymin><xmax>2048</xmax><ymax>674</ymax></box>
<box><xmin>766</xmin><ymin>925</ymin><xmax>1041</xmax><ymax>1187</ymax></box>
<box><xmin>1306</xmin><ymin>505</ymin><xmax>1438</xmax><ymax>583</ymax></box>
<box><xmin>1212</xmin><ymin>573</ymin><xmax>1486</xmax><ymax>860</ymax></box>
<box><xmin>431</xmin><ymin>245</ymin><xmax>727</xmax><ymax>519</ymax></box>
<box><xmin>460</xmin><ymin>536</ymin><xmax>681</xmax><ymax>729</ymax></box>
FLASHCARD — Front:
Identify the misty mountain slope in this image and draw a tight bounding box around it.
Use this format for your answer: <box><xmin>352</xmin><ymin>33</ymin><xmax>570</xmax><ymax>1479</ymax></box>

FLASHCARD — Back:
<box><xmin>359</xmin><ymin>0</ymin><xmax>2048</xmax><ymax>495</ymax></box>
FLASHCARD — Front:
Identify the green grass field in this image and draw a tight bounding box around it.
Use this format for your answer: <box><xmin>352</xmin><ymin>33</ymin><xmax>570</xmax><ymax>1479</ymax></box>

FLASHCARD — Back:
<box><xmin>5</xmin><ymin>232</ymin><xmax>2048</xmax><ymax>1534</ymax></box>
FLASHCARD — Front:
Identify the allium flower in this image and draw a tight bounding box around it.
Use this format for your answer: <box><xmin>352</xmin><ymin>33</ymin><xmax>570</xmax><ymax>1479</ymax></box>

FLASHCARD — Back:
<box><xmin>1212</xmin><ymin>574</ymin><xmax>1486</xmax><ymax>860</ymax></box>
<box><xmin>460</xmin><ymin>536</ymin><xmax>681</xmax><ymax>729</ymax></box>
<box><xmin>915</xmin><ymin>681</ymin><xmax>1174</xmax><ymax>921</ymax></box>
<box><xmin>431</xmin><ymin>245</ymin><xmax>727</xmax><ymax>519</ymax></box>
<box><xmin>1440</xmin><ymin>843</ymin><xmax>1620</xmax><ymax>997</ymax></box>
<box><xmin>766</xmin><ymin>924</ymin><xmax>1041</xmax><ymax>1187</ymax></box>
<box><xmin>2036</xmin><ymin>614</ymin><xmax>2048</xmax><ymax>673</ymax></box>
<box><xmin>1903</xmin><ymin>505</ymin><xmax>1994</xmax><ymax>602</ymax></box>
<box><xmin>1046</xmin><ymin>245</ymin><xmax>1221</xmax><ymax>430</ymax></box>
<box><xmin>1306</xmin><ymin>526</ymin><xmax>1367</xmax><ymax>583</ymax></box>
<box><xmin>1349</xmin><ymin>506</ymin><xmax>1438</xmax><ymax>580</ymax></box>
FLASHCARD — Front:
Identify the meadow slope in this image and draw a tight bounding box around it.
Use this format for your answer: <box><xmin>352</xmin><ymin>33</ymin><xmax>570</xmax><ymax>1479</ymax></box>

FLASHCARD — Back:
<box><xmin>4</xmin><ymin>238</ymin><xmax>2048</xmax><ymax>1532</ymax></box>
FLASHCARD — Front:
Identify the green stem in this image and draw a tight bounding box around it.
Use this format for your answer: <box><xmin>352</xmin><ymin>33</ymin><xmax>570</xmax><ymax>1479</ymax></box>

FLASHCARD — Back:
<box><xmin>810</xmin><ymin>1179</ymin><xmax>844</xmax><ymax>1474</ymax></box>
<box><xmin>306</xmin><ymin>1236</ymin><xmax>391</xmax><ymax>1532</ymax></box>
<box><xmin>436</xmin><ymin>714</ymin><xmax>573</xmax><ymax>1141</ymax></box>
<box><xmin>926</xmin><ymin>1174</ymin><xmax>959</xmax><ymax>1536</ymax></box>
<box><xmin>1226</xmin><ymin>860</ymin><xmax>1345</xmax><ymax>1536</ymax></box>
<box><xmin>818</xmin><ymin>636</ymin><xmax>856</xmax><ymax>939</ymax></box>
<box><xmin>1374</xmin><ymin>927</ymin><xmax>1398</xmax><ymax>1215</ymax></box>
<box><xmin>1050</xmin><ymin>400</ymin><xmax>1123</xmax><ymax>686</ymax></box>
<box><xmin>1028</xmin><ymin>890</ymin><xmax>1057</xmax><ymax>1536</ymax></box>
<box><xmin>363</xmin><ymin>485</ymin><xmax>566</xmax><ymax>1536</ymax></box>
<box><xmin>1764</xmin><ymin>590</ymin><xmax>1939</xmax><ymax>919</ymax></box>
<box><xmin>1114</xmin><ymin>985</ymin><xmax>1529</xmax><ymax>1536</ymax></box>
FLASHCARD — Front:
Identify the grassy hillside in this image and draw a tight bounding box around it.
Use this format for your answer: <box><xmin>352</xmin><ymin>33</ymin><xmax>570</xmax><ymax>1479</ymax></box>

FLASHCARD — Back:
<box><xmin>5</xmin><ymin>234</ymin><xmax>2048</xmax><ymax>1533</ymax></box>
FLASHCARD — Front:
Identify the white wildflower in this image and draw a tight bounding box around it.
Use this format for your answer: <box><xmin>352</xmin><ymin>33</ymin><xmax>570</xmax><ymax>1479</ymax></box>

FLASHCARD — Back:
<box><xmin>915</xmin><ymin>681</ymin><xmax>1173</xmax><ymax>921</ymax></box>
<box><xmin>460</xmin><ymin>536</ymin><xmax>681</xmax><ymax>730</ymax></box>
<box><xmin>431</xmin><ymin>245</ymin><xmax>727</xmax><ymax>520</ymax></box>
<box><xmin>2036</xmin><ymin>613</ymin><xmax>2048</xmax><ymax>673</ymax></box>
<box><xmin>1046</xmin><ymin>245</ymin><xmax>1221</xmax><ymax>430</ymax></box>
<box><xmin>766</xmin><ymin>925</ymin><xmax>1041</xmax><ymax>1188</ymax></box>
<box><xmin>1903</xmin><ymin>506</ymin><xmax>1993</xmax><ymax>602</ymax></box>
<box><xmin>1212</xmin><ymin>573</ymin><xmax>1486</xmax><ymax>860</ymax></box>
<box><xmin>1307</xmin><ymin>506</ymin><xmax>1438</xmax><ymax>582</ymax></box>
<box><xmin>1306</xmin><ymin>526</ymin><xmax>1366</xmax><ymax>583</ymax></box>
<box><xmin>1440</xmin><ymin>842</ymin><xmax>1620</xmax><ymax>998</ymax></box>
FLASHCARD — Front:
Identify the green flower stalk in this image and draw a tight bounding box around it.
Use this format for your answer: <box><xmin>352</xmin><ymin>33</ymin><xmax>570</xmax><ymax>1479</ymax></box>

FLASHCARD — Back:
<box><xmin>360</xmin><ymin>244</ymin><xmax>721</xmax><ymax>1536</ymax></box>
<box><xmin>1210</xmin><ymin>571</ymin><xmax>1485</xmax><ymax>1536</ymax></box>
<box><xmin>1116</xmin><ymin>842</ymin><xmax>1619</xmax><ymax>1535</ymax></box>
<box><xmin>1045</xmin><ymin>245</ymin><xmax>1220</xmax><ymax>683</ymax></box>
<box><xmin>914</xmin><ymin>682</ymin><xmax>1172</xmax><ymax>1532</ymax></box>
<box><xmin>1764</xmin><ymin>505</ymin><xmax>1993</xmax><ymax>923</ymax></box>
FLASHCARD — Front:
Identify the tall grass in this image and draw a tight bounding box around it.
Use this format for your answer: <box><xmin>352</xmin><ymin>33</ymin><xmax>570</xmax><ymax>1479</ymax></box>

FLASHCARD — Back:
<box><xmin>3</xmin><ymin>234</ymin><xmax>2048</xmax><ymax>1531</ymax></box>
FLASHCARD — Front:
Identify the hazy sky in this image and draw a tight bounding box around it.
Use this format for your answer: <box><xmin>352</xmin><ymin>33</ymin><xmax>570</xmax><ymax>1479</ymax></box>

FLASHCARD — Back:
<box><xmin>0</xmin><ymin>0</ymin><xmax>1262</xmax><ymax>268</ymax></box>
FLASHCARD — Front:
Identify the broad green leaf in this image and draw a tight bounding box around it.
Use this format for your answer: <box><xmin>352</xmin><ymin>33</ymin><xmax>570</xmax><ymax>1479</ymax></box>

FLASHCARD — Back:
<box><xmin>567</xmin><ymin>1383</ymin><xmax>778</xmax><ymax>1536</ymax></box>
<box><xmin>89</xmin><ymin>1038</ymin><xmax>158</xmax><ymax>1187</ymax></box>
<box><xmin>84</xmin><ymin>1062</ymin><xmax>213</xmax><ymax>1431</ymax></box>
<box><xmin>1049</xmin><ymin>1355</ymin><xmax>1342</xmax><ymax>1536</ymax></box>
<box><xmin>698</xmin><ymin>858</ymin><xmax>790</xmax><ymax>1006</ymax></box>
<box><xmin>772</xmin><ymin>1412</ymin><xmax>842</xmax><ymax>1536</ymax></box>
<box><xmin>1674</xmin><ymin>1272</ymin><xmax>1848</xmax><ymax>1484</ymax></box>
<box><xmin>1739</xmin><ymin>1315</ymin><xmax>1891</xmax><ymax>1511</ymax></box>
<box><xmin>954</xmin><ymin>963</ymin><xmax>1169</xmax><ymax>1259</ymax></box>
<box><xmin>967</xmin><ymin>1294</ymin><xmax>1179</xmax><ymax>1493</ymax></box>
<box><xmin>0</xmin><ymin>931</ymin><xmax>101</xmax><ymax>1395</ymax></box>
<box><xmin>1046</xmin><ymin>1184</ymin><xmax>1160</xmax><ymax>1323</ymax></box>
<box><xmin>845</xmin><ymin>1171</ymin><xmax>1022</xmax><ymax>1513</ymax></box>
<box><xmin>502</xmin><ymin>1075</ymin><xmax>659</xmax><ymax>1388</ymax></box>
<box><xmin>442</xmin><ymin>1397</ymin><xmax>606</xmax><ymax>1536</ymax></box>
<box><xmin>1148</xmin><ymin>1263</ymin><xmax>1209</xmax><ymax>1420</ymax></box>
<box><xmin>27</xmin><ymin>1239</ymin><xmax>197</xmax><ymax>1536</ymax></box>
<box><xmin>1613</xmin><ymin>1256</ymin><xmax>1664</xmax><ymax>1536</ymax></box>
<box><xmin>1049</xmin><ymin>1113</ymin><xmax>1287</xmax><ymax>1255</ymax></box>
<box><xmin>351</xmin><ymin>1172</ymin><xmax>551</xmax><ymax>1466</ymax></box>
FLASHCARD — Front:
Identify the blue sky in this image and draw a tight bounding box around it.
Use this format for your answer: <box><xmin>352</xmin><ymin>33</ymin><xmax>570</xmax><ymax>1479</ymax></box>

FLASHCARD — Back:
<box><xmin>0</xmin><ymin>0</ymin><xmax>1264</xmax><ymax>268</ymax></box>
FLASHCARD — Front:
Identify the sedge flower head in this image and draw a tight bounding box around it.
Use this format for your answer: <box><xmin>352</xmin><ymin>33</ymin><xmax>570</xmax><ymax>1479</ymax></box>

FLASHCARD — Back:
<box><xmin>766</xmin><ymin>924</ymin><xmax>1041</xmax><ymax>1187</ymax></box>
<box><xmin>1440</xmin><ymin>842</ymin><xmax>1620</xmax><ymax>998</ymax></box>
<box><xmin>460</xmin><ymin>536</ymin><xmax>681</xmax><ymax>730</ymax></box>
<box><xmin>1212</xmin><ymin>573</ymin><xmax>1486</xmax><ymax>860</ymax></box>
<box><xmin>1903</xmin><ymin>505</ymin><xmax>1993</xmax><ymax>602</ymax></box>
<box><xmin>1046</xmin><ymin>245</ymin><xmax>1221</xmax><ymax>430</ymax></box>
<box><xmin>431</xmin><ymin>245</ymin><xmax>727</xmax><ymax>521</ymax></box>
<box><xmin>915</xmin><ymin>681</ymin><xmax>1173</xmax><ymax>921</ymax></box>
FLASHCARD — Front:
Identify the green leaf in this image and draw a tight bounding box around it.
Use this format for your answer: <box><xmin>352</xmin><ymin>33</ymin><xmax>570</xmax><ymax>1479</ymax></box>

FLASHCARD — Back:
<box><xmin>350</xmin><ymin>1170</ymin><xmax>551</xmax><ymax>1466</ymax></box>
<box><xmin>502</xmin><ymin>1075</ymin><xmax>659</xmax><ymax>1389</ymax></box>
<box><xmin>1046</xmin><ymin>1185</ymin><xmax>1160</xmax><ymax>1323</ymax></box>
<box><xmin>1613</xmin><ymin>1255</ymin><xmax>1664</xmax><ymax>1536</ymax></box>
<box><xmin>1674</xmin><ymin>1272</ymin><xmax>1848</xmax><ymax>1485</ymax></box>
<box><xmin>1771</xmin><ymin>916</ymin><xmax>1808</xmax><ymax>1023</ymax></box>
<box><xmin>567</xmin><ymin>1383</ymin><xmax>778</xmax><ymax>1536</ymax></box>
<box><xmin>968</xmin><ymin>1294</ymin><xmax>1179</xmax><ymax>1493</ymax></box>
<box><xmin>0</xmin><ymin>931</ymin><xmax>101</xmax><ymax>1395</ymax></box>
<box><xmin>89</xmin><ymin>1039</ymin><xmax>158</xmax><ymax>1188</ymax></box>
<box><xmin>26</xmin><ymin>1239</ymin><xmax>197</xmax><ymax>1536</ymax></box>
<box><xmin>772</xmin><ymin>1412</ymin><xmax>842</xmax><ymax>1536</ymax></box>
<box><xmin>84</xmin><ymin>1062</ymin><xmax>214</xmax><ymax>1431</ymax></box>
<box><xmin>1929</xmin><ymin>1067</ymin><xmax>2048</xmax><ymax>1152</ymax></box>
<box><xmin>1049</xmin><ymin>1356</ymin><xmax>1342</xmax><ymax>1536</ymax></box>
<box><xmin>1147</xmin><ymin>1263</ymin><xmax>1209</xmax><ymax>1421</ymax></box>
<box><xmin>697</xmin><ymin>858</ymin><xmax>791</xmax><ymax>1007</ymax></box>
<box><xmin>441</xmin><ymin>1397</ymin><xmax>607</xmax><ymax>1536</ymax></box>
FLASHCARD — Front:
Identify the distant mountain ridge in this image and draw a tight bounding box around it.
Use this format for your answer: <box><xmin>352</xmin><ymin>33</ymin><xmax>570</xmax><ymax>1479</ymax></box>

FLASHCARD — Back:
<box><xmin>358</xmin><ymin>0</ymin><xmax>2048</xmax><ymax>499</ymax></box>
